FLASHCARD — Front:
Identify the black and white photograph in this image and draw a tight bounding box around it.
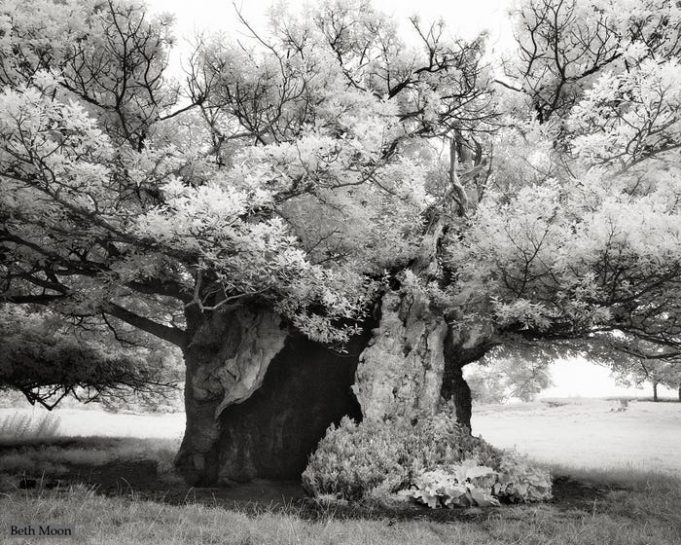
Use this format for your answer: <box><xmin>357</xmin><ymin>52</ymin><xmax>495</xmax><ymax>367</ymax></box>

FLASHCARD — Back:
<box><xmin>1</xmin><ymin>0</ymin><xmax>680</xmax><ymax>543</ymax></box>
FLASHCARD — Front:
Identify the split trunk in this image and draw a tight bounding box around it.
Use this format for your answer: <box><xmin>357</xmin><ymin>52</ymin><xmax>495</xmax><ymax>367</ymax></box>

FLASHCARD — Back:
<box><xmin>175</xmin><ymin>292</ymin><xmax>492</xmax><ymax>486</ymax></box>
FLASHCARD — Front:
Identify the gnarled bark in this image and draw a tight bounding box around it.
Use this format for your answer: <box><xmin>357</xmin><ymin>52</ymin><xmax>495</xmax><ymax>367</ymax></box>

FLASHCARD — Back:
<box><xmin>354</xmin><ymin>290</ymin><xmax>495</xmax><ymax>430</ymax></box>
<box><xmin>175</xmin><ymin>304</ymin><xmax>375</xmax><ymax>486</ymax></box>
<box><xmin>441</xmin><ymin>324</ymin><xmax>497</xmax><ymax>430</ymax></box>
<box><xmin>175</xmin><ymin>305</ymin><xmax>287</xmax><ymax>486</ymax></box>
<box><xmin>175</xmin><ymin>288</ymin><xmax>497</xmax><ymax>486</ymax></box>
<box><xmin>354</xmin><ymin>291</ymin><xmax>447</xmax><ymax>421</ymax></box>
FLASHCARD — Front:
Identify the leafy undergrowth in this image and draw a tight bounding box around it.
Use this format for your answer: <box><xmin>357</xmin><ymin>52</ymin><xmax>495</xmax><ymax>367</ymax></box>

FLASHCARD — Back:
<box><xmin>0</xmin><ymin>469</ymin><xmax>680</xmax><ymax>545</ymax></box>
<box><xmin>303</xmin><ymin>413</ymin><xmax>552</xmax><ymax>508</ymax></box>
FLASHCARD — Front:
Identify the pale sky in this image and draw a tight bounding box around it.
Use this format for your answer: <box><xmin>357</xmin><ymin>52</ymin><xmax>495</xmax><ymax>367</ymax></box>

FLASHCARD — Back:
<box><xmin>142</xmin><ymin>0</ymin><xmax>674</xmax><ymax>400</ymax></box>
<box><xmin>541</xmin><ymin>358</ymin><xmax>677</xmax><ymax>399</ymax></box>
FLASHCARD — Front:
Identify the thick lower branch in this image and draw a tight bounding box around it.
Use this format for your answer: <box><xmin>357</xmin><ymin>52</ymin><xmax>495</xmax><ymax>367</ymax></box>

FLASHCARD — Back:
<box><xmin>104</xmin><ymin>302</ymin><xmax>185</xmax><ymax>347</ymax></box>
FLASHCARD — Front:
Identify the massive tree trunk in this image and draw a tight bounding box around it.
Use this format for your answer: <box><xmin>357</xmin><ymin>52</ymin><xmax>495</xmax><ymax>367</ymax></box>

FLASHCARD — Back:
<box><xmin>354</xmin><ymin>291</ymin><xmax>447</xmax><ymax>421</ymax></box>
<box><xmin>175</xmin><ymin>288</ymin><xmax>495</xmax><ymax>486</ymax></box>
<box><xmin>175</xmin><ymin>304</ymin><xmax>374</xmax><ymax>486</ymax></box>
<box><xmin>175</xmin><ymin>305</ymin><xmax>287</xmax><ymax>486</ymax></box>
<box><xmin>353</xmin><ymin>290</ymin><xmax>495</xmax><ymax>431</ymax></box>
<box><xmin>350</xmin><ymin>137</ymin><xmax>496</xmax><ymax>430</ymax></box>
<box><xmin>653</xmin><ymin>380</ymin><xmax>659</xmax><ymax>402</ymax></box>
<box><xmin>678</xmin><ymin>383</ymin><xmax>681</xmax><ymax>402</ymax></box>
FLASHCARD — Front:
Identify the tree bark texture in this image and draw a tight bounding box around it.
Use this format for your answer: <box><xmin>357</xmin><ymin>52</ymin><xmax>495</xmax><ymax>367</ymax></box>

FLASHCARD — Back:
<box><xmin>441</xmin><ymin>323</ymin><xmax>496</xmax><ymax>430</ymax></box>
<box><xmin>175</xmin><ymin>305</ymin><xmax>287</xmax><ymax>485</ymax></box>
<box><xmin>175</xmin><ymin>290</ymin><xmax>494</xmax><ymax>485</ymax></box>
<box><xmin>175</xmin><ymin>305</ymin><xmax>374</xmax><ymax>486</ymax></box>
<box><xmin>354</xmin><ymin>290</ymin><xmax>492</xmax><ymax>431</ymax></box>
<box><xmin>353</xmin><ymin>291</ymin><xmax>447</xmax><ymax>421</ymax></box>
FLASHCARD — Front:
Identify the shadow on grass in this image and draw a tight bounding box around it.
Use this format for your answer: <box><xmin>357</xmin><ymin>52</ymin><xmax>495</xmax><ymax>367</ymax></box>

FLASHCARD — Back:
<box><xmin>0</xmin><ymin>435</ymin><xmax>635</xmax><ymax>524</ymax></box>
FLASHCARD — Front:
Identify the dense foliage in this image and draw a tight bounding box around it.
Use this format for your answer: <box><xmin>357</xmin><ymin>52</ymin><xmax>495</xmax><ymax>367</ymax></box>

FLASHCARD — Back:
<box><xmin>0</xmin><ymin>306</ymin><xmax>182</xmax><ymax>409</ymax></box>
<box><xmin>1</xmin><ymin>0</ymin><xmax>677</xmax><ymax>382</ymax></box>
<box><xmin>451</xmin><ymin>0</ymin><xmax>681</xmax><ymax>357</ymax></box>
<box><xmin>302</xmin><ymin>410</ymin><xmax>552</xmax><ymax>506</ymax></box>
<box><xmin>0</xmin><ymin>0</ymin><xmax>474</xmax><ymax>346</ymax></box>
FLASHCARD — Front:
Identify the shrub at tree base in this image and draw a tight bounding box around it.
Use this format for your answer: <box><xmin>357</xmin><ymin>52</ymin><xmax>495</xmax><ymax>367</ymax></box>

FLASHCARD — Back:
<box><xmin>302</xmin><ymin>412</ymin><xmax>552</xmax><ymax>507</ymax></box>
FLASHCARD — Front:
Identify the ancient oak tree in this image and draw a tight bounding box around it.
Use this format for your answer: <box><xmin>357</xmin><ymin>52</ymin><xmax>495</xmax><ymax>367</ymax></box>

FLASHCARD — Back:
<box><xmin>2</xmin><ymin>0</ymin><xmax>681</xmax><ymax>485</ymax></box>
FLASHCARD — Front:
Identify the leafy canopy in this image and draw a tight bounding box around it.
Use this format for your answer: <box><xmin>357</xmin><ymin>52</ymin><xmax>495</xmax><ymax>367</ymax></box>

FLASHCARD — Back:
<box><xmin>1</xmin><ymin>0</ymin><xmax>681</xmax><ymax>403</ymax></box>
<box><xmin>0</xmin><ymin>0</ymin><xmax>489</xmax><ymax>349</ymax></box>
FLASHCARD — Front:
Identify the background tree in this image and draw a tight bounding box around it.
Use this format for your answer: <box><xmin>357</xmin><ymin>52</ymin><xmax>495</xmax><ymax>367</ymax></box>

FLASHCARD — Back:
<box><xmin>0</xmin><ymin>304</ymin><xmax>182</xmax><ymax>410</ymax></box>
<box><xmin>610</xmin><ymin>355</ymin><xmax>681</xmax><ymax>401</ymax></box>
<box><xmin>465</xmin><ymin>353</ymin><xmax>553</xmax><ymax>404</ymax></box>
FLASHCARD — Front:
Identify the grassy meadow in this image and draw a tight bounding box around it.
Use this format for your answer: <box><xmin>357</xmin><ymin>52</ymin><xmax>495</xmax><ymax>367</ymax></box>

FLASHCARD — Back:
<box><xmin>473</xmin><ymin>398</ymin><xmax>681</xmax><ymax>474</ymax></box>
<box><xmin>0</xmin><ymin>398</ymin><xmax>680</xmax><ymax>544</ymax></box>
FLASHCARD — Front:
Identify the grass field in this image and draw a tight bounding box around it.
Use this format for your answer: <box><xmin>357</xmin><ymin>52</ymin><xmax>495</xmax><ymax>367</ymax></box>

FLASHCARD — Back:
<box><xmin>473</xmin><ymin>398</ymin><xmax>681</xmax><ymax>474</ymax></box>
<box><xmin>0</xmin><ymin>398</ymin><xmax>680</xmax><ymax>544</ymax></box>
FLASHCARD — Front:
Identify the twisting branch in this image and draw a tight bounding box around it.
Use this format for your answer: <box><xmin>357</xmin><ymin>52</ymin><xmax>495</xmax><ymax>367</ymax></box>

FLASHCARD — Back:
<box><xmin>449</xmin><ymin>133</ymin><xmax>469</xmax><ymax>217</ymax></box>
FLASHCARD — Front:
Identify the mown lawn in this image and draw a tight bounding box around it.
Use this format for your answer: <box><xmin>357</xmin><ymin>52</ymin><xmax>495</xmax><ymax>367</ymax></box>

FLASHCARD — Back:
<box><xmin>473</xmin><ymin>398</ymin><xmax>681</xmax><ymax>473</ymax></box>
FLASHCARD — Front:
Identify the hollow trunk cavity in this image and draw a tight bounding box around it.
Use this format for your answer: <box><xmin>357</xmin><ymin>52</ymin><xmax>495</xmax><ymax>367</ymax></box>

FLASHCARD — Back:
<box><xmin>175</xmin><ymin>305</ymin><xmax>373</xmax><ymax>486</ymax></box>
